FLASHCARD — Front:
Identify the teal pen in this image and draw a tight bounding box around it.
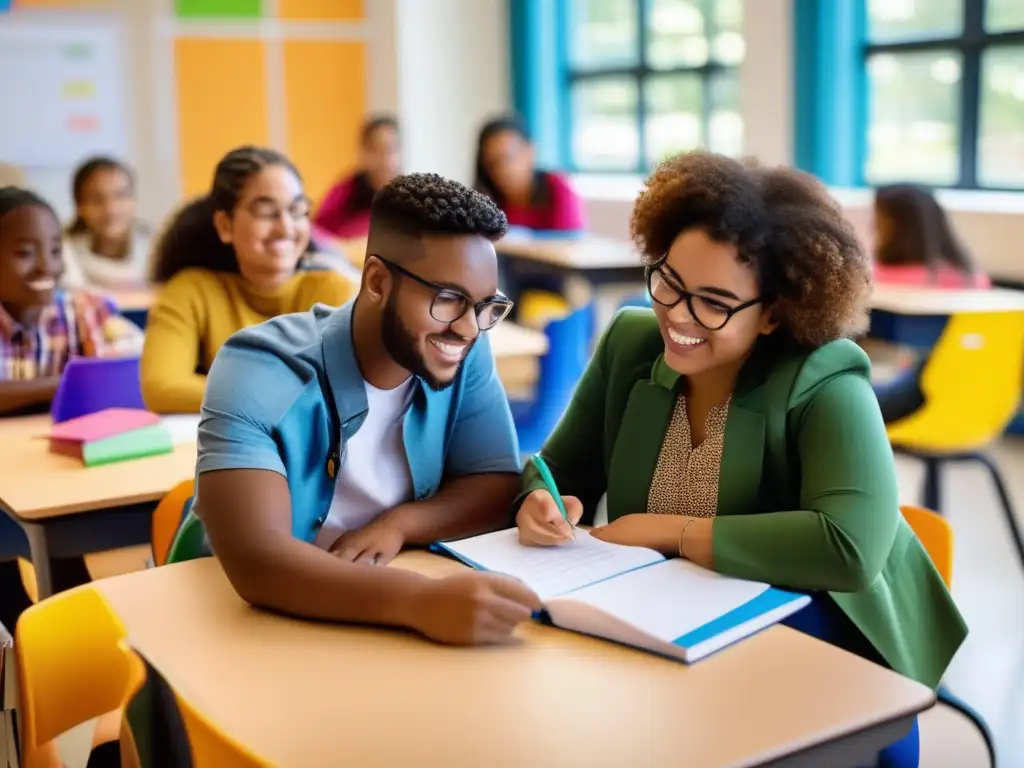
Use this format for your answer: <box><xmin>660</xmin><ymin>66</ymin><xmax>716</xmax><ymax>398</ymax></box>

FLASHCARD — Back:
<box><xmin>530</xmin><ymin>454</ymin><xmax>576</xmax><ymax>538</ymax></box>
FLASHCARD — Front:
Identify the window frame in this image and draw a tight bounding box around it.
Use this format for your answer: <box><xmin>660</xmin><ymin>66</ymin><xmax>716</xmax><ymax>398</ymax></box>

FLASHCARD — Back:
<box><xmin>559</xmin><ymin>0</ymin><xmax>741</xmax><ymax>174</ymax></box>
<box><xmin>863</xmin><ymin>0</ymin><xmax>1024</xmax><ymax>190</ymax></box>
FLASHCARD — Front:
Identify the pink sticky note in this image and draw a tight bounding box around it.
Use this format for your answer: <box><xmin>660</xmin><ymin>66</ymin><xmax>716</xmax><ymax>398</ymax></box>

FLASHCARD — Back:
<box><xmin>49</xmin><ymin>407</ymin><xmax>159</xmax><ymax>444</ymax></box>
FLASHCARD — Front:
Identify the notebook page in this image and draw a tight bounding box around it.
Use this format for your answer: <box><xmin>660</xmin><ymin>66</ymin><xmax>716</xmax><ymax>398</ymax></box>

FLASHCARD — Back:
<box><xmin>439</xmin><ymin>529</ymin><xmax>664</xmax><ymax>600</ymax></box>
<box><xmin>551</xmin><ymin>559</ymin><xmax>768</xmax><ymax>644</ymax></box>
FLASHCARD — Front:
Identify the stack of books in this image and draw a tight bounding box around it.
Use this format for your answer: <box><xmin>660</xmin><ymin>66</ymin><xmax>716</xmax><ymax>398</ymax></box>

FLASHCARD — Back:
<box><xmin>48</xmin><ymin>408</ymin><xmax>173</xmax><ymax>467</ymax></box>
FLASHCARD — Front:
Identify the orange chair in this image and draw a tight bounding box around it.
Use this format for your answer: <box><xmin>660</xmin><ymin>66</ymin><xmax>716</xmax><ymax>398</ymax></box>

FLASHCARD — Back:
<box><xmin>900</xmin><ymin>505</ymin><xmax>953</xmax><ymax>588</ymax></box>
<box><xmin>151</xmin><ymin>479</ymin><xmax>194</xmax><ymax>567</ymax></box>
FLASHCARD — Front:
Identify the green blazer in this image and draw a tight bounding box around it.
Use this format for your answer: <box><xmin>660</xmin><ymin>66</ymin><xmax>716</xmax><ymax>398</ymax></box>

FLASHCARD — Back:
<box><xmin>520</xmin><ymin>309</ymin><xmax>967</xmax><ymax>688</ymax></box>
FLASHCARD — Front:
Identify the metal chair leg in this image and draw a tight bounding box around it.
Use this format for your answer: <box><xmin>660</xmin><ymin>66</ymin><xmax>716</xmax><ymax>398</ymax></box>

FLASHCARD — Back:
<box><xmin>922</xmin><ymin>456</ymin><xmax>943</xmax><ymax>513</ymax></box>
<box><xmin>974</xmin><ymin>452</ymin><xmax>1024</xmax><ymax>576</ymax></box>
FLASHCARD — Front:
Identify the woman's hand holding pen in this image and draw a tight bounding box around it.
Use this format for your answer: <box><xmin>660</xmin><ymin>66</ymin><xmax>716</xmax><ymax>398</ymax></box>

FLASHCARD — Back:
<box><xmin>516</xmin><ymin>490</ymin><xmax>584</xmax><ymax>547</ymax></box>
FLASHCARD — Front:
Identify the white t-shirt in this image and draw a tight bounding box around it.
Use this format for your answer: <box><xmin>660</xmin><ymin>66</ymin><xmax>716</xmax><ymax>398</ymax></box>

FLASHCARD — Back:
<box><xmin>313</xmin><ymin>378</ymin><xmax>415</xmax><ymax>549</ymax></box>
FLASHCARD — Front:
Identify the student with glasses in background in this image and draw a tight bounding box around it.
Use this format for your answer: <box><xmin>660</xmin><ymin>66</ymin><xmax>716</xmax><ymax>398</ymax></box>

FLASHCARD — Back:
<box><xmin>512</xmin><ymin>152</ymin><xmax>966</xmax><ymax>768</ymax></box>
<box><xmin>141</xmin><ymin>146</ymin><xmax>357</xmax><ymax>414</ymax></box>
<box><xmin>168</xmin><ymin>172</ymin><xmax>541</xmax><ymax>646</ymax></box>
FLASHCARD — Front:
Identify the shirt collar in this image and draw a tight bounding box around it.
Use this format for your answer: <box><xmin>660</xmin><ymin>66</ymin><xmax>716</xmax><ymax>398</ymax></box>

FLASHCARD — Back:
<box><xmin>320</xmin><ymin>299</ymin><xmax>427</xmax><ymax>431</ymax></box>
<box><xmin>0</xmin><ymin>294</ymin><xmax>63</xmax><ymax>341</ymax></box>
<box><xmin>0</xmin><ymin>303</ymin><xmax>16</xmax><ymax>341</ymax></box>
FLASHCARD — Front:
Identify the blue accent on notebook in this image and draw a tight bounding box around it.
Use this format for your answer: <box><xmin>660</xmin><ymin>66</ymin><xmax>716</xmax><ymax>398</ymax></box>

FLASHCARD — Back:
<box><xmin>433</xmin><ymin>530</ymin><xmax>810</xmax><ymax>663</ymax></box>
<box><xmin>675</xmin><ymin>587</ymin><xmax>807</xmax><ymax>649</ymax></box>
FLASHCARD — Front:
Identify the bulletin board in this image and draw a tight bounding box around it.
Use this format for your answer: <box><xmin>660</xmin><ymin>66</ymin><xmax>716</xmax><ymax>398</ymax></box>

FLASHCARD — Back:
<box><xmin>0</xmin><ymin>19</ymin><xmax>126</xmax><ymax>168</ymax></box>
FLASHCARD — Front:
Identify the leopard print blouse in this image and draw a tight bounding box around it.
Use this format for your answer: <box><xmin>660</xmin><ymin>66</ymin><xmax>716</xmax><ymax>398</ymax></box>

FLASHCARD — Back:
<box><xmin>646</xmin><ymin>394</ymin><xmax>730</xmax><ymax>518</ymax></box>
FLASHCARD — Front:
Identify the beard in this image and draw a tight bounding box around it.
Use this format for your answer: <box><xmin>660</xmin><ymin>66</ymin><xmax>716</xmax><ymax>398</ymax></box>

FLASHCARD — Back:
<box><xmin>380</xmin><ymin>291</ymin><xmax>471</xmax><ymax>391</ymax></box>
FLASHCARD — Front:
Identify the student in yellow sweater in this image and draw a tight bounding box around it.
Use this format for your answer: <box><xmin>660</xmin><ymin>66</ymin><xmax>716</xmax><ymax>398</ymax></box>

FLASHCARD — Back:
<box><xmin>142</xmin><ymin>146</ymin><xmax>357</xmax><ymax>413</ymax></box>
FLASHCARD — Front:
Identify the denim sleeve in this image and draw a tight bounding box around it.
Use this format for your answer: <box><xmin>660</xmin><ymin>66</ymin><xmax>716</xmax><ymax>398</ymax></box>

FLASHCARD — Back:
<box><xmin>444</xmin><ymin>332</ymin><xmax>521</xmax><ymax>476</ymax></box>
<box><xmin>196</xmin><ymin>343</ymin><xmax>289</xmax><ymax>478</ymax></box>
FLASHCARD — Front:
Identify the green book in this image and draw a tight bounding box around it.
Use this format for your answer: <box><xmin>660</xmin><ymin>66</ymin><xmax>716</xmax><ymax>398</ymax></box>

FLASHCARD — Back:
<box><xmin>80</xmin><ymin>425</ymin><xmax>174</xmax><ymax>467</ymax></box>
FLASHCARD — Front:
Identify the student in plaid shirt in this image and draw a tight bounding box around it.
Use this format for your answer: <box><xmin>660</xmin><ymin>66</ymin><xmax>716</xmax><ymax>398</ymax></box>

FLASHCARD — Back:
<box><xmin>0</xmin><ymin>186</ymin><xmax>141</xmax><ymax>415</ymax></box>
<box><xmin>0</xmin><ymin>186</ymin><xmax>143</xmax><ymax>630</ymax></box>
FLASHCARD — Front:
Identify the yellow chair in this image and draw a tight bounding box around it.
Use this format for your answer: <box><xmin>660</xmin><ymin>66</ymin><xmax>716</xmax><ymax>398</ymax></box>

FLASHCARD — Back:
<box><xmin>118</xmin><ymin>640</ymin><xmax>272</xmax><ymax>768</ymax></box>
<box><xmin>15</xmin><ymin>587</ymin><xmax>129</xmax><ymax>768</ymax></box>
<box><xmin>518</xmin><ymin>290</ymin><xmax>570</xmax><ymax>329</ymax></box>
<box><xmin>886</xmin><ymin>311</ymin><xmax>1024</xmax><ymax>571</ymax></box>
<box><xmin>900</xmin><ymin>505</ymin><xmax>953</xmax><ymax>588</ymax></box>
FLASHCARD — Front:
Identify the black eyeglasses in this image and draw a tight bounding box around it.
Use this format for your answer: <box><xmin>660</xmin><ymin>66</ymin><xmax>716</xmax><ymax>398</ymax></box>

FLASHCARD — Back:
<box><xmin>645</xmin><ymin>260</ymin><xmax>763</xmax><ymax>331</ymax></box>
<box><xmin>371</xmin><ymin>255</ymin><xmax>514</xmax><ymax>331</ymax></box>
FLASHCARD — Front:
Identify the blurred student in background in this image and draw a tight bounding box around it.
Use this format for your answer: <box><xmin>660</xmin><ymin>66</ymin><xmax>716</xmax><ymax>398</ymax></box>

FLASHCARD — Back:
<box><xmin>870</xmin><ymin>185</ymin><xmax>990</xmax><ymax>423</ymax></box>
<box><xmin>62</xmin><ymin>156</ymin><xmax>151</xmax><ymax>290</ymax></box>
<box><xmin>313</xmin><ymin>116</ymin><xmax>401</xmax><ymax>240</ymax></box>
<box><xmin>474</xmin><ymin>114</ymin><xmax>585</xmax><ymax>232</ymax></box>
<box><xmin>873</xmin><ymin>184</ymin><xmax>990</xmax><ymax>290</ymax></box>
<box><xmin>0</xmin><ymin>186</ymin><xmax>141</xmax><ymax>417</ymax></box>
<box><xmin>0</xmin><ymin>186</ymin><xmax>143</xmax><ymax>626</ymax></box>
<box><xmin>141</xmin><ymin>146</ymin><xmax>357</xmax><ymax>414</ymax></box>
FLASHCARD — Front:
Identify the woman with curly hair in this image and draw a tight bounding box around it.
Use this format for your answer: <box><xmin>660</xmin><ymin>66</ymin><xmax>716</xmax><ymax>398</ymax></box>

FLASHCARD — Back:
<box><xmin>513</xmin><ymin>152</ymin><xmax>966</xmax><ymax>767</ymax></box>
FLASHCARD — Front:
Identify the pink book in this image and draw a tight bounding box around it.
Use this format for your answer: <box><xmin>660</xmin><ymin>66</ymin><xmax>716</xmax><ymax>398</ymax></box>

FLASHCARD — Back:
<box><xmin>49</xmin><ymin>408</ymin><xmax>160</xmax><ymax>456</ymax></box>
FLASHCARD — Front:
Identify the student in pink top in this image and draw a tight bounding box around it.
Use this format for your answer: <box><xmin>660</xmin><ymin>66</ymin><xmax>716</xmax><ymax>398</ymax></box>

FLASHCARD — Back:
<box><xmin>474</xmin><ymin>115</ymin><xmax>585</xmax><ymax>232</ymax></box>
<box><xmin>873</xmin><ymin>184</ymin><xmax>990</xmax><ymax>290</ymax></box>
<box><xmin>312</xmin><ymin>116</ymin><xmax>401</xmax><ymax>240</ymax></box>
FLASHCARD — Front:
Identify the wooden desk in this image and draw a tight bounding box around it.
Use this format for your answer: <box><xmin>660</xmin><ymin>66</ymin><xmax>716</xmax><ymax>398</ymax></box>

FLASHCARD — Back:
<box><xmin>97</xmin><ymin>555</ymin><xmax>934</xmax><ymax>768</ymax></box>
<box><xmin>108</xmin><ymin>288</ymin><xmax>157</xmax><ymax>313</ymax></box>
<box><xmin>497</xmin><ymin>234</ymin><xmax>639</xmax><ymax>271</ymax></box>
<box><xmin>0</xmin><ymin>415</ymin><xmax>195</xmax><ymax>598</ymax></box>
<box><xmin>871</xmin><ymin>285</ymin><xmax>1024</xmax><ymax>315</ymax></box>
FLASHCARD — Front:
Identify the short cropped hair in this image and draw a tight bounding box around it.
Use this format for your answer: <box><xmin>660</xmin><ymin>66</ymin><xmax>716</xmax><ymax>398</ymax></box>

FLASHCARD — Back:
<box><xmin>370</xmin><ymin>172</ymin><xmax>508</xmax><ymax>241</ymax></box>
<box><xmin>631</xmin><ymin>151</ymin><xmax>871</xmax><ymax>347</ymax></box>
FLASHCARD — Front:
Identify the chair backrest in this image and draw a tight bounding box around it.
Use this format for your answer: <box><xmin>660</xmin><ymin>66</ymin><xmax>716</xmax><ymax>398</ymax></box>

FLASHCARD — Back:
<box><xmin>119</xmin><ymin>641</ymin><xmax>272</xmax><ymax>768</ymax></box>
<box><xmin>152</xmin><ymin>480</ymin><xmax>196</xmax><ymax>567</ymax></box>
<box><xmin>166</xmin><ymin>509</ymin><xmax>208</xmax><ymax>564</ymax></box>
<box><xmin>16</xmin><ymin>587</ymin><xmax>130</xmax><ymax>768</ymax></box>
<box><xmin>901</xmin><ymin>505</ymin><xmax>954</xmax><ymax>588</ymax></box>
<box><xmin>514</xmin><ymin>303</ymin><xmax>595</xmax><ymax>454</ymax></box>
<box><xmin>887</xmin><ymin>311</ymin><xmax>1024</xmax><ymax>451</ymax></box>
<box><xmin>51</xmin><ymin>356</ymin><xmax>146</xmax><ymax>423</ymax></box>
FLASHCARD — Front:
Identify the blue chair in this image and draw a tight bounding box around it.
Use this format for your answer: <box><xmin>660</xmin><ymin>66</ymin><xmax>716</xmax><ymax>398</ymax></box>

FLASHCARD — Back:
<box><xmin>50</xmin><ymin>356</ymin><xmax>146</xmax><ymax>423</ymax></box>
<box><xmin>510</xmin><ymin>304</ymin><xmax>595</xmax><ymax>456</ymax></box>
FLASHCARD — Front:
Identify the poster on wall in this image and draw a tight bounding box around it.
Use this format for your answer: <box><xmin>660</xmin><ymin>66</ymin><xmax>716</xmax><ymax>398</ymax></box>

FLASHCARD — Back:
<box><xmin>0</xmin><ymin>20</ymin><xmax>126</xmax><ymax>167</ymax></box>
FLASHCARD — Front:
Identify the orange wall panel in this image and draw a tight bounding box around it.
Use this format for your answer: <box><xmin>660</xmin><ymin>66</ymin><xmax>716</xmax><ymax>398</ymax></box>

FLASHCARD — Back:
<box><xmin>278</xmin><ymin>0</ymin><xmax>363</xmax><ymax>20</ymax></box>
<box><xmin>174</xmin><ymin>39</ymin><xmax>269</xmax><ymax>197</ymax></box>
<box><xmin>283</xmin><ymin>40</ymin><xmax>365</xmax><ymax>204</ymax></box>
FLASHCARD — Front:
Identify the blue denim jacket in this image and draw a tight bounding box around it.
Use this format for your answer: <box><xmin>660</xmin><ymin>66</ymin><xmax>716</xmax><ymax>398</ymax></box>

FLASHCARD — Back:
<box><xmin>191</xmin><ymin>299</ymin><xmax>520</xmax><ymax>543</ymax></box>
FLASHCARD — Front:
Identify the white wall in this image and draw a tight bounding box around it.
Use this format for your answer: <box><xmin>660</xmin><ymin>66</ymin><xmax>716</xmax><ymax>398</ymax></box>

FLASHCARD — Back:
<box><xmin>370</xmin><ymin>0</ymin><xmax>509</xmax><ymax>185</ymax></box>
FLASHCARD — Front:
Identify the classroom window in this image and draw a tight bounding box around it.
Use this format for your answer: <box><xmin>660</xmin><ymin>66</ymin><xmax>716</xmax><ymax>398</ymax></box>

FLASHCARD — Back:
<box><xmin>864</xmin><ymin>0</ymin><xmax>1024</xmax><ymax>189</ymax></box>
<box><xmin>565</xmin><ymin>0</ymin><xmax>744</xmax><ymax>173</ymax></box>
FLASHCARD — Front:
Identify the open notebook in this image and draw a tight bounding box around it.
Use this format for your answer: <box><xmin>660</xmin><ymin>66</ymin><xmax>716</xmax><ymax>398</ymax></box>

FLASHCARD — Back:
<box><xmin>436</xmin><ymin>529</ymin><xmax>810</xmax><ymax>663</ymax></box>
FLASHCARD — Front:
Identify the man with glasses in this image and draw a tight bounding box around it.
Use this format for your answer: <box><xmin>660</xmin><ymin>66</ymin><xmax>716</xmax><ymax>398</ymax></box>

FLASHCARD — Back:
<box><xmin>184</xmin><ymin>172</ymin><xmax>541</xmax><ymax>645</ymax></box>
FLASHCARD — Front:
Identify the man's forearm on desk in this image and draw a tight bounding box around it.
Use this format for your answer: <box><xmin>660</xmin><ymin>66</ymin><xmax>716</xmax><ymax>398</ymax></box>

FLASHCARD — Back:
<box><xmin>213</xmin><ymin>531</ymin><xmax>428</xmax><ymax>626</ymax></box>
<box><xmin>386</xmin><ymin>472</ymin><xmax>521</xmax><ymax>544</ymax></box>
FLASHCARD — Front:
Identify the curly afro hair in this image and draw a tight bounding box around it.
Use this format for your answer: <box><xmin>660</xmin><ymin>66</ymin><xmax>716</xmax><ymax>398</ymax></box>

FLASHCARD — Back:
<box><xmin>370</xmin><ymin>172</ymin><xmax>508</xmax><ymax>241</ymax></box>
<box><xmin>630</xmin><ymin>151</ymin><xmax>872</xmax><ymax>347</ymax></box>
